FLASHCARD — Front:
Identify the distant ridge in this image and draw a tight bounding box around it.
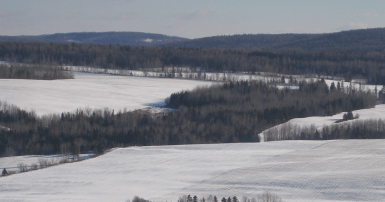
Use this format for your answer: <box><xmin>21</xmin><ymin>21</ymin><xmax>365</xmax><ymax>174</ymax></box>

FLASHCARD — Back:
<box><xmin>162</xmin><ymin>28</ymin><xmax>385</xmax><ymax>51</ymax></box>
<box><xmin>0</xmin><ymin>32</ymin><xmax>189</xmax><ymax>46</ymax></box>
<box><xmin>2</xmin><ymin>28</ymin><xmax>385</xmax><ymax>50</ymax></box>
<box><xmin>162</xmin><ymin>33</ymin><xmax>317</xmax><ymax>49</ymax></box>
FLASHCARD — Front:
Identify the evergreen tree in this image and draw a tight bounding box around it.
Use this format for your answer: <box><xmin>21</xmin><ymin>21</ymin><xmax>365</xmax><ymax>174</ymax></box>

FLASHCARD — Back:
<box><xmin>330</xmin><ymin>82</ymin><xmax>336</xmax><ymax>92</ymax></box>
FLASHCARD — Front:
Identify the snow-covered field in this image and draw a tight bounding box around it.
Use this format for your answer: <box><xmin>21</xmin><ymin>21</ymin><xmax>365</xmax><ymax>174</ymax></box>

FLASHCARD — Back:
<box><xmin>0</xmin><ymin>153</ymin><xmax>94</xmax><ymax>173</ymax></box>
<box><xmin>2</xmin><ymin>65</ymin><xmax>385</xmax><ymax>202</ymax></box>
<box><xmin>2</xmin><ymin>140</ymin><xmax>385</xmax><ymax>202</ymax></box>
<box><xmin>64</xmin><ymin>65</ymin><xmax>382</xmax><ymax>92</ymax></box>
<box><xmin>0</xmin><ymin>141</ymin><xmax>323</xmax><ymax>202</ymax></box>
<box><xmin>0</xmin><ymin>72</ymin><xmax>213</xmax><ymax>116</ymax></box>
<box><xmin>260</xmin><ymin>104</ymin><xmax>385</xmax><ymax>141</ymax></box>
<box><xmin>1</xmin><ymin>63</ymin><xmax>379</xmax><ymax>117</ymax></box>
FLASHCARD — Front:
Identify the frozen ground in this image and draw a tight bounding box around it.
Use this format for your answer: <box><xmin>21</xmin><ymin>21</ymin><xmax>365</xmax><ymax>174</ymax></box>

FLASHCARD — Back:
<box><xmin>260</xmin><ymin>104</ymin><xmax>385</xmax><ymax>141</ymax></box>
<box><xmin>0</xmin><ymin>153</ymin><xmax>95</xmax><ymax>173</ymax></box>
<box><xmin>1</xmin><ymin>64</ymin><xmax>379</xmax><ymax>117</ymax></box>
<box><xmin>0</xmin><ymin>72</ymin><xmax>213</xmax><ymax>116</ymax></box>
<box><xmin>65</xmin><ymin>65</ymin><xmax>382</xmax><ymax>92</ymax></box>
<box><xmin>165</xmin><ymin>140</ymin><xmax>385</xmax><ymax>202</ymax></box>
<box><xmin>2</xmin><ymin>140</ymin><xmax>385</xmax><ymax>202</ymax></box>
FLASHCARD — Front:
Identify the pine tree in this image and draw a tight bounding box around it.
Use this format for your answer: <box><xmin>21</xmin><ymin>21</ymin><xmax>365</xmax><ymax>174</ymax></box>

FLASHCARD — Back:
<box><xmin>330</xmin><ymin>82</ymin><xmax>336</xmax><ymax>92</ymax></box>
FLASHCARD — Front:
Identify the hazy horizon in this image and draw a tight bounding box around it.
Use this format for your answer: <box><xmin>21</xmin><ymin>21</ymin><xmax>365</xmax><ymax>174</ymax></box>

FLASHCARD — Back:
<box><xmin>1</xmin><ymin>0</ymin><xmax>385</xmax><ymax>39</ymax></box>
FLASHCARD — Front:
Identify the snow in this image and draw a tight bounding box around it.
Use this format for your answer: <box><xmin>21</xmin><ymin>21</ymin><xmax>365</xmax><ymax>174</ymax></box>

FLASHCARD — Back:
<box><xmin>0</xmin><ymin>72</ymin><xmax>213</xmax><ymax>116</ymax></box>
<box><xmin>260</xmin><ymin>104</ymin><xmax>385</xmax><ymax>141</ymax></box>
<box><xmin>2</xmin><ymin>140</ymin><xmax>385</xmax><ymax>202</ymax></box>
<box><xmin>143</xmin><ymin>38</ymin><xmax>153</xmax><ymax>43</ymax></box>
<box><xmin>169</xmin><ymin>140</ymin><xmax>385</xmax><ymax>202</ymax></box>
<box><xmin>0</xmin><ymin>141</ymin><xmax>325</xmax><ymax>202</ymax></box>
<box><xmin>64</xmin><ymin>66</ymin><xmax>381</xmax><ymax>93</ymax></box>
<box><xmin>0</xmin><ymin>154</ymin><xmax>95</xmax><ymax>173</ymax></box>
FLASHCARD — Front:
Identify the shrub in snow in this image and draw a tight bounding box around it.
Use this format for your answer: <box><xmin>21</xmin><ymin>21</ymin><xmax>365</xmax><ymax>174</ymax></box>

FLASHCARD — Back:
<box><xmin>17</xmin><ymin>163</ymin><xmax>28</xmax><ymax>172</ymax></box>
<box><xmin>2</xmin><ymin>168</ymin><xmax>8</xmax><ymax>176</ymax></box>
<box><xmin>257</xmin><ymin>191</ymin><xmax>284</xmax><ymax>202</ymax></box>
<box><xmin>132</xmin><ymin>196</ymin><xmax>150</xmax><ymax>202</ymax></box>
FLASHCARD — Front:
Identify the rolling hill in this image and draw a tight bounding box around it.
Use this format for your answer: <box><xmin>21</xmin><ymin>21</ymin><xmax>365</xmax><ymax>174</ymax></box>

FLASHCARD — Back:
<box><xmin>2</xmin><ymin>28</ymin><xmax>385</xmax><ymax>50</ymax></box>
<box><xmin>0</xmin><ymin>32</ymin><xmax>189</xmax><ymax>46</ymax></box>
<box><xmin>2</xmin><ymin>139</ymin><xmax>385</xmax><ymax>202</ymax></box>
<box><xmin>163</xmin><ymin>28</ymin><xmax>385</xmax><ymax>50</ymax></box>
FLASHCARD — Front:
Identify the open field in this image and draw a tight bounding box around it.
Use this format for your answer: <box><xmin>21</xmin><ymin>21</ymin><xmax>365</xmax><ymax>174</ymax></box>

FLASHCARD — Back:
<box><xmin>260</xmin><ymin>104</ymin><xmax>385</xmax><ymax>141</ymax></box>
<box><xmin>0</xmin><ymin>153</ymin><xmax>94</xmax><ymax>173</ymax></box>
<box><xmin>1</xmin><ymin>140</ymin><xmax>385</xmax><ymax>202</ymax></box>
<box><xmin>0</xmin><ymin>140</ymin><xmax>325</xmax><ymax>202</ymax></box>
<box><xmin>0</xmin><ymin>72</ymin><xmax>213</xmax><ymax>116</ymax></box>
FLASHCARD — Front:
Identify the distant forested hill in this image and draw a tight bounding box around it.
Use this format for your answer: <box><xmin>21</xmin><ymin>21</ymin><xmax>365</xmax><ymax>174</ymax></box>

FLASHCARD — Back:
<box><xmin>163</xmin><ymin>28</ymin><xmax>385</xmax><ymax>51</ymax></box>
<box><xmin>3</xmin><ymin>28</ymin><xmax>385</xmax><ymax>50</ymax></box>
<box><xmin>163</xmin><ymin>34</ymin><xmax>317</xmax><ymax>49</ymax></box>
<box><xmin>0</xmin><ymin>32</ymin><xmax>189</xmax><ymax>46</ymax></box>
<box><xmin>278</xmin><ymin>28</ymin><xmax>385</xmax><ymax>51</ymax></box>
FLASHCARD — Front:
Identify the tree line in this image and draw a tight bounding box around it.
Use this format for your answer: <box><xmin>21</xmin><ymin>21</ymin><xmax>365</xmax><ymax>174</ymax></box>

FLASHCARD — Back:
<box><xmin>131</xmin><ymin>192</ymin><xmax>284</xmax><ymax>202</ymax></box>
<box><xmin>265</xmin><ymin>118</ymin><xmax>385</xmax><ymax>141</ymax></box>
<box><xmin>0</xmin><ymin>63</ymin><xmax>74</xmax><ymax>80</ymax></box>
<box><xmin>2</xmin><ymin>41</ymin><xmax>385</xmax><ymax>84</ymax></box>
<box><xmin>0</xmin><ymin>79</ymin><xmax>376</xmax><ymax>156</ymax></box>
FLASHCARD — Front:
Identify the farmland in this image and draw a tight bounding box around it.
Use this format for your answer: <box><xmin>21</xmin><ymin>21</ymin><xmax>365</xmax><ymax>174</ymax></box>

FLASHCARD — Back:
<box><xmin>1</xmin><ymin>140</ymin><xmax>385</xmax><ymax>202</ymax></box>
<box><xmin>0</xmin><ymin>72</ymin><xmax>213</xmax><ymax>116</ymax></box>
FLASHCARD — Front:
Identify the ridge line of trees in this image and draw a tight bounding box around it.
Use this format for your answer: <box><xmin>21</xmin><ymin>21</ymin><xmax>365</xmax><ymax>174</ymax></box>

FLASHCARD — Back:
<box><xmin>2</xmin><ymin>41</ymin><xmax>385</xmax><ymax>84</ymax></box>
<box><xmin>264</xmin><ymin>118</ymin><xmax>385</xmax><ymax>141</ymax></box>
<box><xmin>0</xmin><ymin>63</ymin><xmax>74</xmax><ymax>80</ymax></box>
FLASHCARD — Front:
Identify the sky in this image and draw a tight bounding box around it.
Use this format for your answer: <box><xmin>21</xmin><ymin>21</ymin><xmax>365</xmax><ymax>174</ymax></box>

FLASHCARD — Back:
<box><xmin>0</xmin><ymin>0</ymin><xmax>384</xmax><ymax>39</ymax></box>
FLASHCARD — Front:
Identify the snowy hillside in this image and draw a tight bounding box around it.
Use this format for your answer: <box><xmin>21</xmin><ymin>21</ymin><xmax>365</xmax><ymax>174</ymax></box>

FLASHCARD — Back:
<box><xmin>0</xmin><ymin>153</ymin><xmax>94</xmax><ymax>173</ymax></box>
<box><xmin>2</xmin><ymin>140</ymin><xmax>385</xmax><ymax>202</ymax></box>
<box><xmin>0</xmin><ymin>141</ymin><xmax>322</xmax><ymax>202</ymax></box>
<box><xmin>0</xmin><ymin>72</ymin><xmax>213</xmax><ymax>116</ymax></box>
<box><xmin>261</xmin><ymin>104</ymin><xmax>385</xmax><ymax>141</ymax></box>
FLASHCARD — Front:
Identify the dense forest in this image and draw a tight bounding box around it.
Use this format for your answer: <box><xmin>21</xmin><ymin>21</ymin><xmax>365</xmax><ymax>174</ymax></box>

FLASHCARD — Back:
<box><xmin>163</xmin><ymin>28</ymin><xmax>385</xmax><ymax>51</ymax></box>
<box><xmin>3</xmin><ymin>28</ymin><xmax>385</xmax><ymax>50</ymax></box>
<box><xmin>0</xmin><ymin>64</ymin><xmax>74</xmax><ymax>80</ymax></box>
<box><xmin>0</xmin><ymin>80</ymin><xmax>376</xmax><ymax>156</ymax></box>
<box><xmin>2</xmin><ymin>41</ymin><xmax>385</xmax><ymax>84</ymax></box>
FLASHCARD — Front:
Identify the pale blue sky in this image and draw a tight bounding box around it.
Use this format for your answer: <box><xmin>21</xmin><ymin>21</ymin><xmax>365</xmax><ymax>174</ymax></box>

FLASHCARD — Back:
<box><xmin>0</xmin><ymin>0</ymin><xmax>384</xmax><ymax>38</ymax></box>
